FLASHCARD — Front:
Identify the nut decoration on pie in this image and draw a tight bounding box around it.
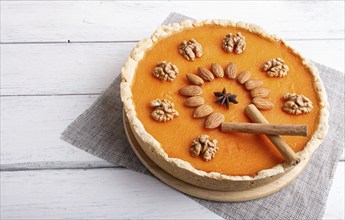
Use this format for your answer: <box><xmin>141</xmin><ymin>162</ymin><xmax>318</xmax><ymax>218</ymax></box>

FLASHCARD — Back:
<box><xmin>190</xmin><ymin>134</ymin><xmax>218</xmax><ymax>161</ymax></box>
<box><xmin>179</xmin><ymin>39</ymin><xmax>203</xmax><ymax>61</ymax></box>
<box><xmin>283</xmin><ymin>93</ymin><xmax>313</xmax><ymax>115</ymax></box>
<box><xmin>120</xmin><ymin>20</ymin><xmax>329</xmax><ymax>191</ymax></box>
<box><xmin>262</xmin><ymin>58</ymin><xmax>289</xmax><ymax>78</ymax></box>
<box><xmin>222</xmin><ymin>32</ymin><xmax>246</xmax><ymax>54</ymax></box>
<box><xmin>150</xmin><ymin>99</ymin><xmax>179</xmax><ymax>122</ymax></box>
<box><xmin>152</xmin><ymin>61</ymin><xmax>179</xmax><ymax>82</ymax></box>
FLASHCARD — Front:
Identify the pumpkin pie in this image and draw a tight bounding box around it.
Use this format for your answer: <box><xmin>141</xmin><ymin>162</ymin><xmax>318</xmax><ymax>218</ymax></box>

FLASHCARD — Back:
<box><xmin>120</xmin><ymin>20</ymin><xmax>329</xmax><ymax>191</ymax></box>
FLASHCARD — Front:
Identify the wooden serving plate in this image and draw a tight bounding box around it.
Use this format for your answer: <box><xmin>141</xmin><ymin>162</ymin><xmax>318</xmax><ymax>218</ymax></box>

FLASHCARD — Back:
<box><xmin>123</xmin><ymin>111</ymin><xmax>311</xmax><ymax>202</ymax></box>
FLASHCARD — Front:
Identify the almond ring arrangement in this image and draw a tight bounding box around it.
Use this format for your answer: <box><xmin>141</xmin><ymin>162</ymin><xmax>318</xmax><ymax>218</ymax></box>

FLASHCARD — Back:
<box><xmin>121</xmin><ymin>20</ymin><xmax>329</xmax><ymax>192</ymax></box>
<box><xmin>180</xmin><ymin>62</ymin><xmax>274</xmax><ymax>129</ymax></box>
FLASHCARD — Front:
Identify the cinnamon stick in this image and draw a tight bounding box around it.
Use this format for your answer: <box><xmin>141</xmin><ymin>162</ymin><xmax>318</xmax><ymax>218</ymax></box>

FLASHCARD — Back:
<box><xmin>221</xmin><ymin>122</ymin><xmax>307</xmax><ymax>136</ymax></box>
<box><xmin>244</xmin><ymin>104</ymin><xmax>300</xmax><ymax>165</ymax></box>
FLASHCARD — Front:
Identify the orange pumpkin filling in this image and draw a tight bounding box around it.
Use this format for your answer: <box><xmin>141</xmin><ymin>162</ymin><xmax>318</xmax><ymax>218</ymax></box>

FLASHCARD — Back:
<box><xmin>131</xmin><ymin>24</ymin><xmax>320</xmax><ymax>176</ymax></box>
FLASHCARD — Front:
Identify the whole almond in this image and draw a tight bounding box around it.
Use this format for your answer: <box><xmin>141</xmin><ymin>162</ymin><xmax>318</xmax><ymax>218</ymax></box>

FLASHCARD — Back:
<box><xmin>179</xmin><ymin>85</ymin><xmax>202</xmax><ymax>96</ymax></box>
<box><xmin>197</xmin><ymin>67</ymin><xmax>214</xmax><ymax>82</ymax></box>
<box><xmin>250</xmin><ymin>87</ymin><xmax>271</xmax><ymax>98</ymax></box>
<box><xmin>252</xmin><ymin>97</ymin><xmax>274</xmax><ymax>110</ymax></box>
<box><xmin>237</xmin><ymin>71</ymin><xmax>251</xmax><ymax>84</ymax></box>
<box><xmin>205</xmin><ymin>112</ymin><xmax>225</xmax><ymax>129</ymax></box>
<box><xmin>225</xmin><ymin>62</ymin><xmax>237</xmax><ymax>79</ymax></box>
<box><xmin>211</xmin><ymin>63</ymin><xmax>224</xmax><ymax>78</ymax></box>
<box><xmin>193</xmin><ymin>104</ymin><xmax>213</xmax><ymax>118</ymax></box>
<box><xmin>245</xmin><ymin>79</ymin><xmax>264</xmax><ymax>90</ymax></box>
<box><xmin>186</xmin><ymin>73</ymin><xmax>204</xmax><ymax>86</ymax></box>
<box><xmin>184</xmin><ymin>96</ymin><xmax>205</xmax><ymax>107</ymax></box>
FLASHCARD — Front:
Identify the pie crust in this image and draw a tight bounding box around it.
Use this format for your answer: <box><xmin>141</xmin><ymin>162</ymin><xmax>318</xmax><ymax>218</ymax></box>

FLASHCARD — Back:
<box><xmin>120</xmin><ymin>19</ymin><xmax>329</xmax><ymax>191</ymax></box>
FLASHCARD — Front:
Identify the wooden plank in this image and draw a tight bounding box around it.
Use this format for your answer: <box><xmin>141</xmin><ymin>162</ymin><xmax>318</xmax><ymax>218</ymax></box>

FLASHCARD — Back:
<box><xmin>0</xmin><ymin>43</ymin><xmax>131</xmax><ymax>96</ymax></box>
<box><xmin>0</xmin><ymin>168</ymin><xmax>222</xmax><ymax>219</ymax></box>
<box><xmin>1</xmin><ymin>40</ymin><xmax>343</xmax><ymax>96</ymax></box>
<box><xmin>0</xmin><ymin>161</ymin><xmax>116</xmax><ymax>171</ymax></box>
<box><xmin>1</xmin><ymin>1</ymin><xmax>344</xmax><ymax>42</ymax></box>
<box><xmin>323</xmin><ymin>162</ymin><xmax>345</xmax><ymax>219</ymax></box>
<box><xmin>1</xmin><ymin>164</ymin><xmax>343</xmax><ymax>219</ymax></box>
<box><xmin>0</xmin><ymin>95</ymin><xmax>109</xmax><ymax>165</ymax></box>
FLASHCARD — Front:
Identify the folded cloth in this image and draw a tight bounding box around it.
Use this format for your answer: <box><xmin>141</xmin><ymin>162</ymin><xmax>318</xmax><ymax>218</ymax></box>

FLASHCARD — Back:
<box><xmin>61</xmin><ymin>13</ymin><xmax>344</xmax><ymax>219</ymax></box>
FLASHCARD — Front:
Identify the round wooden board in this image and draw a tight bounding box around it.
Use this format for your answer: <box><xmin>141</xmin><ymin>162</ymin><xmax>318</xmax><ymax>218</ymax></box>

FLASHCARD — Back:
<box><xmin>123</xmin><ymin>111</ymin><xmax>311</xmax><ymax>202</ymax></box>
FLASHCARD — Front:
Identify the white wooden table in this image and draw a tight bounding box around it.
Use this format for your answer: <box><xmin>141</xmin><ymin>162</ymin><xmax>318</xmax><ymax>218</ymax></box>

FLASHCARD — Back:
<box><xmin>1</xmin><ymin>1</ymin><xmax>344</xmax><ymax>219</ymax></box>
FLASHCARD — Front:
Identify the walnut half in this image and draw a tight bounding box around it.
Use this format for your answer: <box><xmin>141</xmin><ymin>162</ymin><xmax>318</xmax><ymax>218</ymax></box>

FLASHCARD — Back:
<box><xmin>178</xmin><ymin>39</ymin><xmax>203</xmax><ymax>61</ymax></box>
<box><xmin>283</xmin><ymin>93</ymin><xmax>313</xmax><ymax>115</ymax></box>
<box><xmin>262</xmin><ymin>58</ymin><xmax>289</xmax><ymax>77</ymax></box>
<box><xmin>152</xmin><ymin>61</ymin><xmax>179</xmax><ymax>82</ymax></box>
<box><xmin>150</xmin><ymin>99</ymin><xmax>179</xmax><ymax>122</ymax></box>
<box><xmin>222</xmin><ymin>32</ymin><xmax>246</xmax><ymax>54</ymax></box>
<box><xmin>190</xmin><ymin>135</ymin><xmax>218</xmax><ymax>161</ymax></box>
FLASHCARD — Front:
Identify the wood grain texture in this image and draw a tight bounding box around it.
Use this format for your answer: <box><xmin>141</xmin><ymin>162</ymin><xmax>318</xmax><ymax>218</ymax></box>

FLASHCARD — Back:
<box><xmin>1</xmin><ymin>165</ymin><xmax>343</xmax><ymax>219</ymax></box>
<box><xmin>1</xmin><ymin>40</ymin><xmax>344</xmax><ymax>96</ymax></box>
<box><xmin>0</xmin><ymin>95</ymin><xmax>106</xmax><ymax>165</ymax></box>
<box><xmin>1</xmin><ymin>1</ymin><xmax>344</xmax><ymax>42</ymax></box>
<box><xmin>0</xmin><ymin>169</ymin><xmax>222</xmax><ymax>219</ymax></box>
<box><xmin>0</xmin><ymin>43</ymin><xmax>130</xmax><ymax>96</ymax></box>
<box><xmin>324</xmin><ymin>162</ymin><xmax>345</xmax><ymax>219</ymax></box>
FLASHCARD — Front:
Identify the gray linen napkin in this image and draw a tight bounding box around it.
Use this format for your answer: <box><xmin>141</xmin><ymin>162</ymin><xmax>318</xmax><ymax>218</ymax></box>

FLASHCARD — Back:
<box><xmin>61</xmin><ymin>13</ymin><xmax>344</xmax><ymax>219</ymax></box>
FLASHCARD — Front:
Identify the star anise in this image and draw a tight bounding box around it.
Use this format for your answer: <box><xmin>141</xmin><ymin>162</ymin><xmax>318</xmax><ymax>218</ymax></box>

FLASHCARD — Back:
<box><xmin>214</xmin><ymin>88</ymin><xmax>238</xmax><ymax>109</ymax></box>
